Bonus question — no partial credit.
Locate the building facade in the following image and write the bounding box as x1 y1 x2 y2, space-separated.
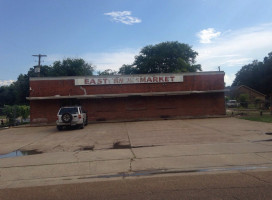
27 72 226 124
228 85 266 102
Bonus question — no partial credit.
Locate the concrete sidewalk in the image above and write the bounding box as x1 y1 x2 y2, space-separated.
0 118 272 189
1 142 272 189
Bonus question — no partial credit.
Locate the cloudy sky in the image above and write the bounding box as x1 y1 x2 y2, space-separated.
1 0 272 86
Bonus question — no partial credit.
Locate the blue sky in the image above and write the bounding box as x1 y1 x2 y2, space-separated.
1 0 272 86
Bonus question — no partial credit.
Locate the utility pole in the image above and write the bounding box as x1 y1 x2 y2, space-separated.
32 54 47 77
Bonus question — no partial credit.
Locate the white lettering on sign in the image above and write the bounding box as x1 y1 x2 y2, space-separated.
75 75 183 86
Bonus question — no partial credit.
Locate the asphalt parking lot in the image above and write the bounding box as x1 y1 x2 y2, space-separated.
0 117 272 189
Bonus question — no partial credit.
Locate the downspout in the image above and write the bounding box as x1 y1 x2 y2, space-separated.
80 86 87 95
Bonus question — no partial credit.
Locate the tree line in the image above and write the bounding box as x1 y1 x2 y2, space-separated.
232 52 272 96
0 41 201 106
0 58 94 106
1 40 271 107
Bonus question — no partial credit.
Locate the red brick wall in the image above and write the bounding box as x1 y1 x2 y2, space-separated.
237 87 265 101
29 73 226 124
29 74 225 97
30 100 61 124
30 93 225 124
82 93 226 121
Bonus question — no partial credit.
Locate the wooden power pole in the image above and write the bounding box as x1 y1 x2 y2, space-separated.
32 54 47 77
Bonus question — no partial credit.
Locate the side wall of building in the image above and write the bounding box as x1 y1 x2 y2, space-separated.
29 72 226 124
30 100 61 124
236 87 265 101
30 93 225 124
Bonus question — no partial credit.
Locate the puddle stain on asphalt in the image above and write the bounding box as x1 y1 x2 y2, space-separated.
78 166 271 180
113 141 131 149
252 132 272 143
253 139 272 143
78 145 95 151
0 149 42 159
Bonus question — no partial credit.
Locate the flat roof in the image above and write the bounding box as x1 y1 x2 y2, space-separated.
29 71 225 81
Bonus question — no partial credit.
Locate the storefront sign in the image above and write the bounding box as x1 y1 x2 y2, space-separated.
75 74 183 86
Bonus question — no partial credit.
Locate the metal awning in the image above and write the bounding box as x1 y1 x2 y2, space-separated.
26 89 227 100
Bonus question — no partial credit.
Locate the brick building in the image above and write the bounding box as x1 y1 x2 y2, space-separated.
27 71 226 124
227 85 266 102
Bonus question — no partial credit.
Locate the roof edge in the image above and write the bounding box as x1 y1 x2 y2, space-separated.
29 71 225 81
235 85 266 97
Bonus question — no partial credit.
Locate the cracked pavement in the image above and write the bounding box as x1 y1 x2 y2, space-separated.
0 117 272 189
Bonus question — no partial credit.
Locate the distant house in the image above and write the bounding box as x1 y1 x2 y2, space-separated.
227 85 266 102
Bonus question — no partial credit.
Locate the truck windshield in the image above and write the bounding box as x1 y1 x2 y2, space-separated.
59 108 78 115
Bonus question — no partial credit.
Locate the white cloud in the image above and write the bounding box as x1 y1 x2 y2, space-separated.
82 49 139 72
0 80 15 86
197 28 221 43
104 11 141 25
196 23 272 72
224 73 236 86
195 23 272 86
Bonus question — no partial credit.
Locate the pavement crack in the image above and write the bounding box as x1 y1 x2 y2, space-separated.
73 151 80 162
239 171 271 184
18 133 52 151
124 122 136 160
132 145 163 149
255 153 272 162
232 196 241 200
129 158 134 172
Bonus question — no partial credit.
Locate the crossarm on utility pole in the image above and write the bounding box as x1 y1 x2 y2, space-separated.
32 54 47 77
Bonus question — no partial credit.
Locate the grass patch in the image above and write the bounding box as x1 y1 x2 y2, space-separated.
240 115 272 123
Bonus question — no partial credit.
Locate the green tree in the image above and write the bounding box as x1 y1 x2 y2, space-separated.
3 105 30 125
27 65 51 77
27 59 94 77
98 69 118 75
0 85 16 106
119 41 201 74
50 58 94 76
118 64 136 75
239 94 249 108
13 74 29 105
0 58 95 106
18 105 30 120
232 52 272 95
3 105 19 125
